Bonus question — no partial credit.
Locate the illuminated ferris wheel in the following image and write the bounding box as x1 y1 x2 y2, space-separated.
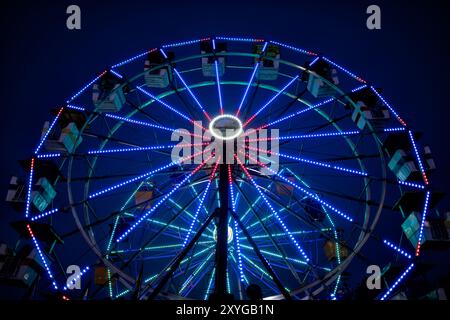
4 36 446 301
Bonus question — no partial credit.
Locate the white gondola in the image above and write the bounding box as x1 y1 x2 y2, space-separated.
307 59 339 98
388 146 435 181
31 177 56 212
351 101 390 130
254 44 280 80
42 121 82 153
145 50 172 88
388 149 417 181
402 211 450 249
201 41 226 77
92 72 126 112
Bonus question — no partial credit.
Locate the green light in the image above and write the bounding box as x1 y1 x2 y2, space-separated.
180 252 214 293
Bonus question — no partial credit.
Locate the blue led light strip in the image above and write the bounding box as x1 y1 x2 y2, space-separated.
25 158 35 218
36 153 61 159
384 127 406 132
66 104 86 111
27 224 58 290
31 208 59 221
162 38 208 48
216 36 264 42
215 60 224 115
67 71 106 103
383 240 412 259
351 85 368 92
322 57 366 83
212 40 224 114
249 130 360 142
309 57 320 67
370 86 407 126
204 269 215 300
408 130 429 185
112 49 153 68
174 68 212 121
105 113 175 131
244 75 299 127
109 69 123 79
35 107 64 154
137 86 192 122
63 266 90 290
380 263 415 300
180 252 214 294
269 40 317 56
235 42 268 116
116 156 211 242
246 145 368 177
416 191 431 256
160 48 211 121
105 113 204 139
240 244 309 266
183 160 220 247
228 165 246 284
261 96 335 129
88 148 207 199
398 180 425 190
87 142 206 155
241 150 354 222
235 155 310 262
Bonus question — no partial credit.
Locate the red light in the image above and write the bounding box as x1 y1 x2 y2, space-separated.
209 159 220 182
203 110 212 122
26 224 35 238
243 115 256 127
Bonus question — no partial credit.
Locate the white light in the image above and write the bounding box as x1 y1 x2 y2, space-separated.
213 226 234 243
209 114 243 141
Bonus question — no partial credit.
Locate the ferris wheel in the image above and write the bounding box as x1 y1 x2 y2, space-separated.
4 36 446 301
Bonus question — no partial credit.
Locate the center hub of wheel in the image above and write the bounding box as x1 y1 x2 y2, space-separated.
209 114 243 141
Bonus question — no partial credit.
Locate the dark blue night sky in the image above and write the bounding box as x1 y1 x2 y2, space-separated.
0 0 449 300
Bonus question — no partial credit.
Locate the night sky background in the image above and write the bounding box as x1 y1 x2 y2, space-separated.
0 0 449 298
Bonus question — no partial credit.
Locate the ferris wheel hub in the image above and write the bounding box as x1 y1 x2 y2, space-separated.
209 114 243 141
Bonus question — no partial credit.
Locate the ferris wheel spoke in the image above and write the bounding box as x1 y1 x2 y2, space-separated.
245 145 367 178
115 156 212 242
210 40 225 115
249 130 361 143
232 179 310 285
240 255 285 294
249 83 367 133
224 197 291 298
136 85 207 131
159 48 212 121
227 165 247 287
179 252 215 296
85 142 206 156
243 151 354 222
88 147 209 199
243 75 300 128
115 245 215 299
235 42 268 117
183 159 220 247
103 113 178 134
236 167 356 253
235 155 311 263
